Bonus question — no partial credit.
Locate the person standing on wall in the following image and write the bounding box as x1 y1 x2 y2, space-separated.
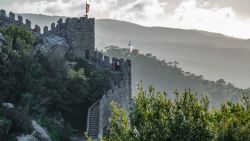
116 61 120 71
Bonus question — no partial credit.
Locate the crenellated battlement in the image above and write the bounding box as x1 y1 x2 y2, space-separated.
0 9 95 59
87 50 131 86
0 9 41 34
41 17 95 59
91 51 130 70
0 10 41 35
41 17 94 35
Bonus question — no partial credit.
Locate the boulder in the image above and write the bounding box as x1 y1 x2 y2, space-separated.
0 104 34 134
17 135 38 141
2 103 14 109
33 34 70 61
0 33 5 46
31 120 52 141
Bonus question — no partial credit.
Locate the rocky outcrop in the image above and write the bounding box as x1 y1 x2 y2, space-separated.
1 103 34 134
17 135 38 141
33 34 69 61
0 33 5 46
31 120 52 141
1 103 52 141
15 121 52 141
2 103 14 109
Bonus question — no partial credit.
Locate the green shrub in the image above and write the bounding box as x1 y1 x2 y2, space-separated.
108 84 250 141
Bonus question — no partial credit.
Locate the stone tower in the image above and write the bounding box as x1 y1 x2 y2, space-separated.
43 17 95 59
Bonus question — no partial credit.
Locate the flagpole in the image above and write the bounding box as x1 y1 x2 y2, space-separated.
85 2 88 18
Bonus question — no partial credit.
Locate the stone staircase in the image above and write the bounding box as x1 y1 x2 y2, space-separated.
87 100 100 139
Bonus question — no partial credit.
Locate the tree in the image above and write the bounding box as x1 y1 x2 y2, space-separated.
212 95 250 141
0 25 35 51
108 84 214 141
108 84 250 141
0 25 36 103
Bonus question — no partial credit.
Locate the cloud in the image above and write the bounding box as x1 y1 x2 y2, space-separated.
2 0 250 38
110 0 250 39
2 0 118 17
110 0 167 25
195 0 250 17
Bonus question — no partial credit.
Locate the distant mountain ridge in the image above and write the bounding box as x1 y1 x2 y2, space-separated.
17 13 250 89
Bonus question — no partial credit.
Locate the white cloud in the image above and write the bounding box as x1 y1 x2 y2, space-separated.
110 0 167 26
2 0 118 17
2 0 250 38
90 0 117 12
110 0 250 39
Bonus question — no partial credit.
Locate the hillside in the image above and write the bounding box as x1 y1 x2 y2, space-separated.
18 14 250 89
104 46 248 107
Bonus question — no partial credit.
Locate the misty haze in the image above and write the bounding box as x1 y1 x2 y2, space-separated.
1 0 250 141
19 13 250 89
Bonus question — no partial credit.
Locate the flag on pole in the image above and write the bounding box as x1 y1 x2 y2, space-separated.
129 40 134 52
86 2 90 15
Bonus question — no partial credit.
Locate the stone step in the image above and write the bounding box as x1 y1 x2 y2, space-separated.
89 129 98 132
88 101 101 139
89 124 99 128
89 125 99 128
90 115 99 118
90 114 99 116
89 123 99 126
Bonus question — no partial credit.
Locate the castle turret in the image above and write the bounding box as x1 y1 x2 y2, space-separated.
66 17 95 59
43 17 95 59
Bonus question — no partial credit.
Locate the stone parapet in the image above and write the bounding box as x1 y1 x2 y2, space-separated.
0 9 40 33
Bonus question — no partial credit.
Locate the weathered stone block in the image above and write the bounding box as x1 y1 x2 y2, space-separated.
119 59 125 70
35 25 41 33
126 59 131 67
65 18 71 23
98 53 103 62
57 18 63 24
18 15 23 23
51 23 55 30
0 10 6 17
9 12 15 20
26 19 31 29
104 56 110 67
43 26 48 34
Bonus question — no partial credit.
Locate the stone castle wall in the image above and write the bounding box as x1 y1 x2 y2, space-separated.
87 57 132 138
86 52 132 138
88 51 132 88
99 75 132 137
0 9 95 59
0 9 130 91
0 9 40 33
42 17 95 59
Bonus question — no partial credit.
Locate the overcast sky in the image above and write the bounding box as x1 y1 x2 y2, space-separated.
1 0 250 39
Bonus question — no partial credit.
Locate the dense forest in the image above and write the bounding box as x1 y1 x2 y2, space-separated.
0 25 109 140
104 46 249 107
